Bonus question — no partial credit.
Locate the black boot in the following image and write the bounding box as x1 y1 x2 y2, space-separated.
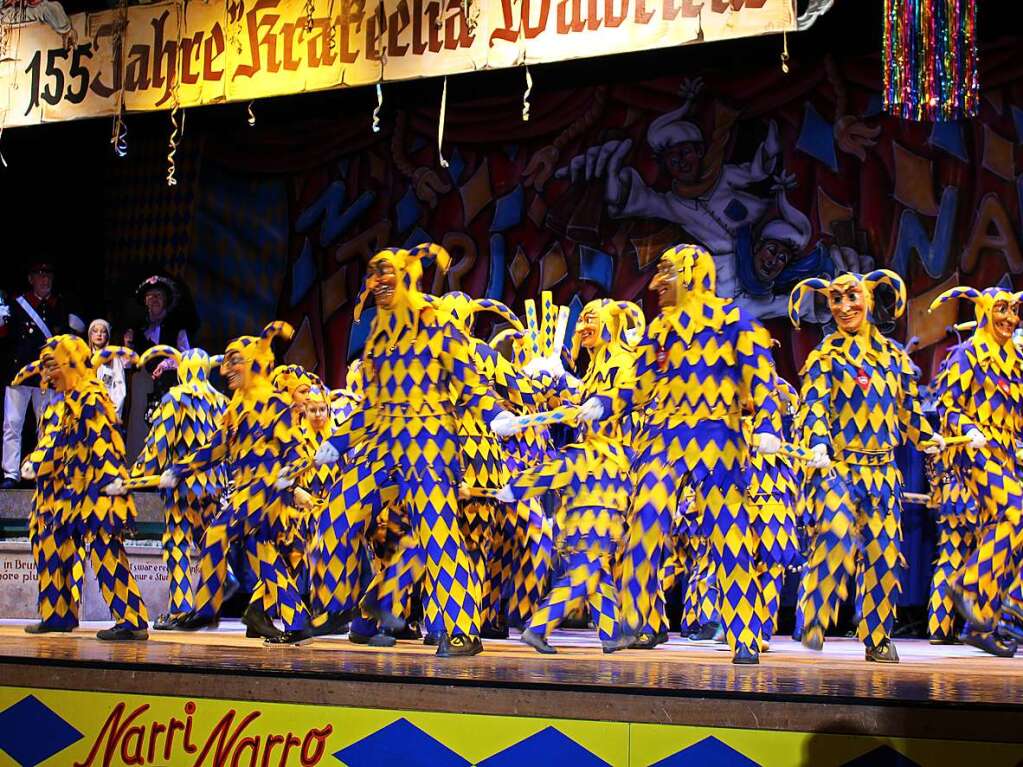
481 624 510 640
423 632 442 647
801 622 825 652
628 632 661 649
687 622 719 641
153 613 182 631
436 633 484 657
348 628 397 647
520 628 557 654
392 622 422 641
242 604 283 639
264 629 314 647
602 637 628 654
732 643 759 665
306 611 350 638
865 639 900 663
97 625 149 641
963 629 1017 658
173 610 219 631
24 622 74 635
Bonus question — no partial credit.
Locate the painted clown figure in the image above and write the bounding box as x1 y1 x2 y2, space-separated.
313 244 515 657
131 345 228 630
162 322 313 645
930 286 1023 657
25 337 149 639
791 270 940 663
620 243 782 664
499 299 645 654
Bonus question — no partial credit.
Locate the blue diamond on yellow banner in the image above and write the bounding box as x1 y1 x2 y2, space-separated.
478 726 610 767
0 695 84 767
650 735 761 767
333 717 470 767
841 745 923 767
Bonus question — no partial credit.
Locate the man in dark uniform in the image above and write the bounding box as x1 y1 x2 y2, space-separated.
0 262 83 488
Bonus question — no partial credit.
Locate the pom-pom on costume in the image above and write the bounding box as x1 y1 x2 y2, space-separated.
930 286 1023 655
502 299 644 654
169 322 313 644
791 270 935 663
131 346 228 629
314 244 510 657
620 244 780 664
27 338 149 639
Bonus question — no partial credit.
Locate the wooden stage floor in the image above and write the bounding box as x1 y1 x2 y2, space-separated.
2 620 1023 746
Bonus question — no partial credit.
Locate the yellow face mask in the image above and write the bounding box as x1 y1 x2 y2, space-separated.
139 345 213 386
40 335 94 393
650 243 719 310
222 321 294 392
789 269 907 334
571 299 645 361
929 286 1022 347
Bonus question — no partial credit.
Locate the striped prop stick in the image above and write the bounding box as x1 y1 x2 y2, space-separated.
540 291 556 355
511 405 581 430
461 486 504 500
902 492 932 506
919 434 973 451
524 299 541 358
751 437 813 463
123 475 162 491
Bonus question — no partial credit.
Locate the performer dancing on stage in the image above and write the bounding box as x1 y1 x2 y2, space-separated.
312 244 516 657
498 299 643 654
620 243 782 664
26 337 150 640
790 270 940 663
162 322 313 645
930 286 1023 656
130 346 227 630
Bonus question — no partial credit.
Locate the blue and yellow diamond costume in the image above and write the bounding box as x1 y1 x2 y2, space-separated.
930 286 1023 647
621 244 780 662
314 244 509 655
132 346 227 625
791 270 934 660
26 338 149 637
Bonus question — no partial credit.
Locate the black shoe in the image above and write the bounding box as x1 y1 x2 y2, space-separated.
481 625 510 640
24 622 73 634
629 632 661 650
998 620 1023 644
348 629 397 647
174 610 219 631
602 637 628 654
1002 602 1023 628
436 633 484 657
242 604 283 639
307 611 350 638
801 622 825 652
265 629 314 647
423 632 441 647
963 629 1017 658
520 628 557 654
951 582 990 631
687 622 718 641
928 632 957 646
654 630 669 646
392 622 422 641
97 625 149 641
865 640 900 663
153 613 182 631
0 478 19 490
732 643 759 665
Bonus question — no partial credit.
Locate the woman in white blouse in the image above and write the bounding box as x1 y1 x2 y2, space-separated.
89 319 129 418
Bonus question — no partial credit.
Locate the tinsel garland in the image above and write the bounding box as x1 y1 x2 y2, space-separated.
883 0 979 121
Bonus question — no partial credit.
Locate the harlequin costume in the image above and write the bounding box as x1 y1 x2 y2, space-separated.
167 322 313 645
313 244 511 657
131 345 227 630
25 338 149 640
791 270 937 663
930 286 1023 657
620 244 781 664
501 299 643 654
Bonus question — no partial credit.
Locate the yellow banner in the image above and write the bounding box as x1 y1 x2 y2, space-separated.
0 0 795 127
2 685 1022 767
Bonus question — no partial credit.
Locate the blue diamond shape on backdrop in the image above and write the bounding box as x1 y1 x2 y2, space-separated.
841 745 922 767
796 101 839 172
333 717 470 767
863 93 883 118
487 234 507 299
448 147 465 185
566 294 584 346
290 239 317 307
650 736 761 767
0 695 84 767
578 246 614 292
491 185 525 233
403 226 434 251
1012 106 1023 143
478 726 610 767
348 306 376 360
410 135 428 154
929 121 968 161
396 186 422 234
503 144 519 161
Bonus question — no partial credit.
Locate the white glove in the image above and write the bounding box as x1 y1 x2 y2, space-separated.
577 397 605 423
293 487 313 510
21 461 36 481
496 484 515 504
755 433 782 455
158 469 179 489
966 428 987 450
923 434 946 455
103 478 127 496
807 444 831 470
490 411 522 438
314 441 340 466
274 475 294 491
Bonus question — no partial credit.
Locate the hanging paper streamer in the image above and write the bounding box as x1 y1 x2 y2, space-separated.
247 101 256 126
373 83 383 133
883 0 979 121
522 66 533 121
437 76 449 169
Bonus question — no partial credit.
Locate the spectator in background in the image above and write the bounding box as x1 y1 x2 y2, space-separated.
0 262 83 489
89 319 128 418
